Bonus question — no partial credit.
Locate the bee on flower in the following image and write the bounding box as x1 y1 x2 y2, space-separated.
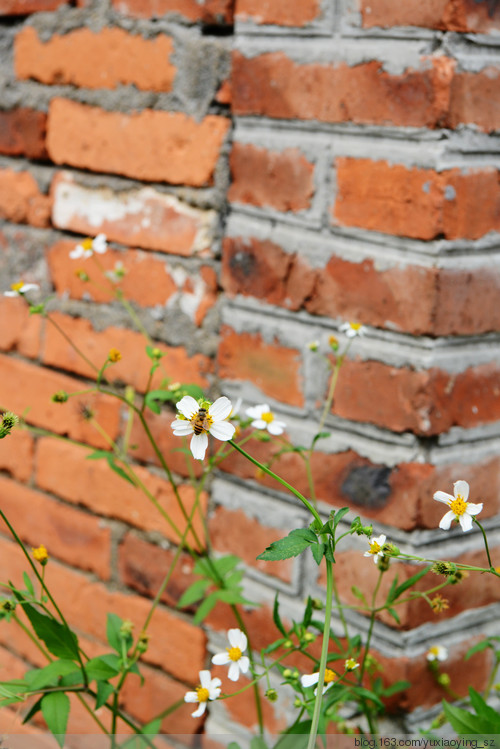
433 480 482 533
211 628 250 682
184 670 221 717
246 404 286 436
171 395 235 460
70 234 107 259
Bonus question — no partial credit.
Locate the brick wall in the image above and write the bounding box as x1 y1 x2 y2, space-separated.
0 0 499 740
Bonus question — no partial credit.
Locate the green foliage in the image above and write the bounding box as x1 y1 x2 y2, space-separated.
443 688 500 734
13 592 79 661
87 449 135 485
41 692 70 748
257 529 319 561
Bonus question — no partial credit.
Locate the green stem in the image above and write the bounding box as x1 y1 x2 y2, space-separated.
307 558 334 749
474 519 493 569
45 314 100 375
359 570 383 683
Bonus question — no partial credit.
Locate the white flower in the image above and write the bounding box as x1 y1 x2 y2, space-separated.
300 667 337 695
184 670 221 718
345 658 360 671
4 281 39 297
246 404 286 436
70 233 107 259
433 480 482 533
364 534 386 564
426 645 448 662
211 628 250 682
171 395 236 460
340 322 365 338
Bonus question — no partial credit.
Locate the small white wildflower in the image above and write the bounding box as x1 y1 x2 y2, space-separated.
364 534 386 564
300 668 337 695
184 670 221 718
211 628 250 682
339 322 365 338
426 645 448 662
246 403 286 436
433 480 482 533
171 395 235 460
70 233 107 259
4 281 39 297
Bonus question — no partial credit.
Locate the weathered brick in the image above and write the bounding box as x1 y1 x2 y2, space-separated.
228 143 315 212
118 533 197 608
112 0 233 23
218 326 304 406
0 476 111 579
42 311 212 388
449 68 500 132
0 0 66 14
0 108 47 159
51 172 216 256
209 506 294 583
0 355 122 449
0 428 34 482
0 168 51 227
47 98 230 187
15 27 176 92
35 438 208 548
0 296 42 358
360 0 500 33
334 158 500 240
232 52 454 128
235 0 320 25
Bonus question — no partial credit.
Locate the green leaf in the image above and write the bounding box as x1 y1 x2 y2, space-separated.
17 600 79 660
87 451 135 486
22 696 43 724
250 737 269 749
468 687 500 728
41 692 70 747
181 385 205 401
23 572 35 598
386 575 399 605
177 579 212 609
25 660 79 691
257 529 317 562
312 431 331 447
392 565 431 601
465 639 496 660
351 586 368 607
303 596 313 629
386 607 400 624
442 700 488 734
228 743 242 749
310 542 325 566
141 717 162 735
95 680 115 710
332 507 350 532
380 680 410 697
144 389 176 414
85 656 121 682
193 591 220 625
106 613 125 654
213 555 241 576
273 594 287 637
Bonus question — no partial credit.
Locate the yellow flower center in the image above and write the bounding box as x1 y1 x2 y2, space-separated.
369 541 381 555
196 686 210 703
428 647 439 657
449 495 467 517
227 646 242 662
350 323 362 331
324 668 336 684
261 411 274 424
81 238 93 251
11 281 24 291
108 348 122 363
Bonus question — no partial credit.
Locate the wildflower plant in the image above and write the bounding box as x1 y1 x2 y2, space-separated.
1 241 499 747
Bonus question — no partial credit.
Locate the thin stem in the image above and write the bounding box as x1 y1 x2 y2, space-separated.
474 519 493 569
45 314 100 375
359 570 383 683
307 558 334 749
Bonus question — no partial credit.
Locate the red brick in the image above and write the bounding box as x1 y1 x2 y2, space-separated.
360 0 500 33
0 355 122 448
232 52 455 128
0 428 34 482
218 326 303 406
112 0 234 23
331 357 500 435
15 27 176 93
46 98 230 187
0 108 47 159
334 158 500 240
209 506 294 583
0 475 111 579
0 168 51 228
228 142 315 212
118 533 198 608
42 310 212 389
51 172 216 257
0 0 66 13
235 0 320 25
35 438 208 548
0 296 42 358
449 68 500 132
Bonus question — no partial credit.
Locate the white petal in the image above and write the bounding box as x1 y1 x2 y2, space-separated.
190 433 208 460
300 672 320 688
267 421 285 435
363 551 372 558
212 652 231 665
453 480 469 501
199 670 212 689
176 395 199 419
4 291 18 297
69 247 83 259
93 234 107 253
433 491 454 505
238 655 250 674
466 502 483 517
209 420 235 441
246 404 268 419
184 691 198 703
250 419 267 430
439 511 455 530
191 702 207 718
227 662 240 682
459 513 473 532
171 420 194 435
228 628 247 651
208 396 232 421
21 283 38 292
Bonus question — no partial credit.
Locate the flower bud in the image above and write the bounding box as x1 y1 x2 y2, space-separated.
52 390 69 403
265 688 278 702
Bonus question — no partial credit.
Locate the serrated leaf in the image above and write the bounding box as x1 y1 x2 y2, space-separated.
177 579 212 609
273 593 286 637
465 639 493 659
310 542 325 566
95 680 115 710
213 555 242 577
468 687 500 728
257 529 316 562
17 599 79 660
41 692 70 747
